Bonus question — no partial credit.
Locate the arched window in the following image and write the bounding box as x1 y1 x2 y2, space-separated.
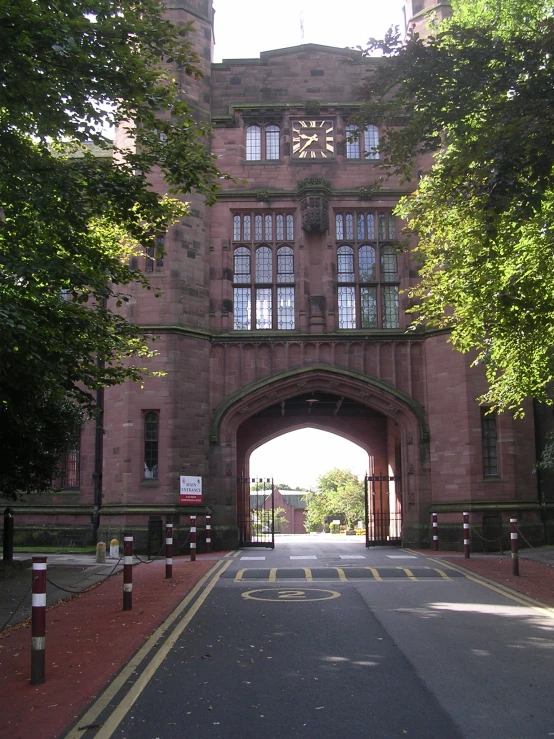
345 124 360 159
255 246 272 283
359 245 376 281
265 125 280 160
246 125 261 160
381 246 398 281
144 412 159 480
335 211 400 329
364 125 380 160
277 246 294 283
337 245 355 281
232 213 295 331
234 246 251 283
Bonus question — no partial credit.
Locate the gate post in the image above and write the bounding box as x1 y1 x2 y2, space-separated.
463 512 470 559
123 533 133 611
432 513 438 551
364 475 369 549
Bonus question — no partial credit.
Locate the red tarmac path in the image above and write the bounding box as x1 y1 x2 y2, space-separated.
1 550 553 739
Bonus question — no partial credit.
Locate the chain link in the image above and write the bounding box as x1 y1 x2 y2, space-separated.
469 524 504 544
44 556 123 593
134 542 165 564
515 525 535 549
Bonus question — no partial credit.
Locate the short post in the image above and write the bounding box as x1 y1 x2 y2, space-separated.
463 512 470 559
205 515 212 554
110 538 119 558
432 513 438 551
31 556 47 685
165 522 173 579
510 517 519 576
123 533 133 611
3 507 14 564
190 515 197 562
96 541 106 563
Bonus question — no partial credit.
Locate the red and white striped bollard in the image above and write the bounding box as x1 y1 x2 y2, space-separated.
432 513 438 551
165 522 173 579
206 515 212 554
190 515 197 562
123 532 133 611
31 555 47 685
510 517 519 576
463 512 470 559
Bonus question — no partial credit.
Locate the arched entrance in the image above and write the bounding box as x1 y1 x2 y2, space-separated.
211 367 428 547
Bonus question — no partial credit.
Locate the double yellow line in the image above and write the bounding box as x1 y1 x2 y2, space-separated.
65 557 233 739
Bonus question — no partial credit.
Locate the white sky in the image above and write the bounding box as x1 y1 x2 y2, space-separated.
250 429 369 490
212 2 399 488
212 1 406 63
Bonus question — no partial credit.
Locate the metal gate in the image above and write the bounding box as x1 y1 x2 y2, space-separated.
364 472 402 546
237 476 275 548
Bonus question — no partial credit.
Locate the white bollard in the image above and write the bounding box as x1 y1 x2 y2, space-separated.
109 538 119 558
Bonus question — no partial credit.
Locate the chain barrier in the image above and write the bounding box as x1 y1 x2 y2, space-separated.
469 525 504 544
176 530 191 553
134 542 165 564
515 525 535 550
44 556 123 594
0 582 32 633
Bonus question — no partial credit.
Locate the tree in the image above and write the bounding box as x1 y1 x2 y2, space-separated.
303 468 365 531
357 0 554 416
0 0 222 499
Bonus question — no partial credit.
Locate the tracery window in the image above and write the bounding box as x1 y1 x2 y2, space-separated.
245 124 281 161
232 212 295 330
345 124 380 160
335 211 399 329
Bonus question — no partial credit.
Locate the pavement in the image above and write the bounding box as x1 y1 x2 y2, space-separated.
0 544 553 739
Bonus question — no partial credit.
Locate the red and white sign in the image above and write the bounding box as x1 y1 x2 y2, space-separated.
180 476 202 505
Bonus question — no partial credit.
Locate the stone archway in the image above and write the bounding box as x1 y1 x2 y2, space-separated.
210 366 430 547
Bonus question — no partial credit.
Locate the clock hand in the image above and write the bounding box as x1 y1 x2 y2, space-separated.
299 134 318 153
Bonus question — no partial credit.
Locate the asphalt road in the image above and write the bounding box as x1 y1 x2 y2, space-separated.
67 536 554 739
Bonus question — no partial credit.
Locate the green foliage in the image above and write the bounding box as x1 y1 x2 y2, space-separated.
358 0 554 416
303 468 365 531
0 0 222 498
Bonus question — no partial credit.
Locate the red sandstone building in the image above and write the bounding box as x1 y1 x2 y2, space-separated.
9 0 553 550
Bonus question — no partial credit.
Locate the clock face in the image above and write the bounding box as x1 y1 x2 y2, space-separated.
291 119 335 159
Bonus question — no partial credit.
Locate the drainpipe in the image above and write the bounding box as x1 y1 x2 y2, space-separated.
91 382 104 545
532 399 548 544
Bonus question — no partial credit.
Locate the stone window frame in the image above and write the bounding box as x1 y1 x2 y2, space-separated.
143 411 160 481
335 210 400 330
232 211 296 331
245 123 281 161
344 123 380 161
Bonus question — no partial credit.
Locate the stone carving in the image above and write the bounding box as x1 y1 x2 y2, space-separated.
388 404 399 415
407 462 414 474
238 405 251 415
406 432 413 445
301 195 328 234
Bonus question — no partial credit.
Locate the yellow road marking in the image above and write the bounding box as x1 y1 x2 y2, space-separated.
269 567 278 582
397 567 417 580
303 567 313 582
65 559 231 739
334 567 347 582
365 567 382 581
242 588 341 602
429 557 554 620
234 568 246 582
432 567 451 580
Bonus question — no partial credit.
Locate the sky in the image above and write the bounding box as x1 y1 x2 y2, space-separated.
250 429 369 490
212 1 406 63
212 2 400 488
